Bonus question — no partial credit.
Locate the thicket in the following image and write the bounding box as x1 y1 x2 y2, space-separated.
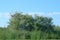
0 12 60 40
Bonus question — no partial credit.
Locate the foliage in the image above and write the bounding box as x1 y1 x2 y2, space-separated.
0 12 60 40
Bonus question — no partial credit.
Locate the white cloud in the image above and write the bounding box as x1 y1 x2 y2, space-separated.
0 13 11 19
0 13 11 27
26 12 60 17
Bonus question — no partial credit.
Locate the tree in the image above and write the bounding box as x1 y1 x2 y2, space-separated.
34 16 54 33
8 12 54 32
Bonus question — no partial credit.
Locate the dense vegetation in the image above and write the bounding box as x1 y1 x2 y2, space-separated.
0 12 60 40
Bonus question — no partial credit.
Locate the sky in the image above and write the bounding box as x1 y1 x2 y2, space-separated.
0 0 60 27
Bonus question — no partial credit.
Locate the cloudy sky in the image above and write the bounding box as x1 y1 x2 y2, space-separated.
0 0 60 27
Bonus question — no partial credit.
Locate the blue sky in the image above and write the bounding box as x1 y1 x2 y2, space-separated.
0 0 60 27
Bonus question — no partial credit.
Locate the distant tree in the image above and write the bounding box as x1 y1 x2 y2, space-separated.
8 12 54 32
8 12 34 31
34 16 54 32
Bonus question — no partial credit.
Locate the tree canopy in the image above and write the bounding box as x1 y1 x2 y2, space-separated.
0 12 60 40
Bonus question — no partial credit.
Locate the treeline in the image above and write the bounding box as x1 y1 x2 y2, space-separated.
0 12 60 40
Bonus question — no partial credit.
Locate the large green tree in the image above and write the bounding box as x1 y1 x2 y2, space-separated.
8 12 54 32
